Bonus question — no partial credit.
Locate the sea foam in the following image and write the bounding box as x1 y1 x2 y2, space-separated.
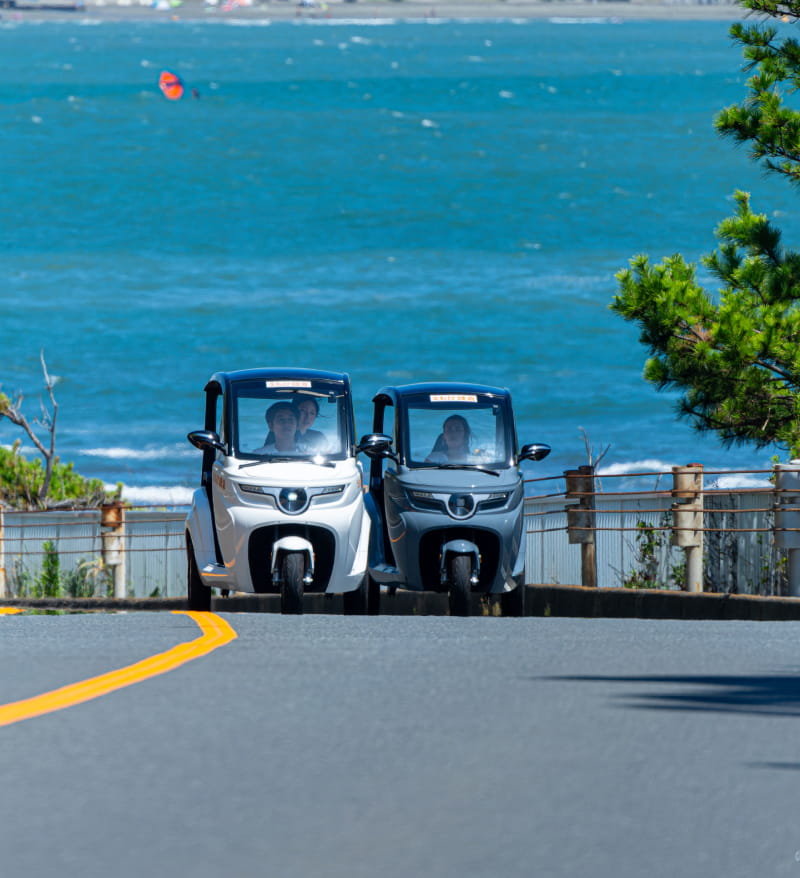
84 446 193 461
114 484 193 507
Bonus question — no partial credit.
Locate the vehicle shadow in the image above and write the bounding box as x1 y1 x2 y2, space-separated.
747 761 800 770
538 673 800 717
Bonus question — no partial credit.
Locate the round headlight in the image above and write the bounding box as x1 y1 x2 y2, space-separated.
448 493 475 519
278 487 308 515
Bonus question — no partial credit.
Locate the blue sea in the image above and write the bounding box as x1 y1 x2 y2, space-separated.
1 13 796 502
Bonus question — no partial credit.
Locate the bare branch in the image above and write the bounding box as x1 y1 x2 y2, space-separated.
0 392 48 458
0 351 59 504
579 427 611 468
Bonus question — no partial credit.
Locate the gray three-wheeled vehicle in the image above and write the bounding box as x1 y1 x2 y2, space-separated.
359 382 550 616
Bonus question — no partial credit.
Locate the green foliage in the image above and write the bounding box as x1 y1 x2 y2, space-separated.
0 441 116 509
717 18 800 184
39 541 61 598
613 192 800 455
622 521 663 589
612 1 800 457
622 515 686 590
9 545 111 599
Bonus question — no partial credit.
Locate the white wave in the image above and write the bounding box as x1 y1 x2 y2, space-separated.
114 484 193 506
221 17 273 26
600 459 773 490
599 459 679 476
84 446 193 460
708 473 772 490
548 17 620 24
299 17 399 26
1 441 38 457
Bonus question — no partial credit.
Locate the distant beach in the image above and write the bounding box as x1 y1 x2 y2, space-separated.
1 0 745 23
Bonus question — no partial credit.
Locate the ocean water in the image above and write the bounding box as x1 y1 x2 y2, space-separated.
1 14 796 502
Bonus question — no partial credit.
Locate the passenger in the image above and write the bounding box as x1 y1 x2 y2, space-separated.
295 397 327 451
255 402 300 454
426 415 472 463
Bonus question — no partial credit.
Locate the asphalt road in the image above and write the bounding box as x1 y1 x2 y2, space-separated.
0 612 799 878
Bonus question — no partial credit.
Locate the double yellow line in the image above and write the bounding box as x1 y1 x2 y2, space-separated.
0 611 237 728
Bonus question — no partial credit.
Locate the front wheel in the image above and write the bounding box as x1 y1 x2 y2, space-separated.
448 554 472 617
186 538 211 612
280 552 305 615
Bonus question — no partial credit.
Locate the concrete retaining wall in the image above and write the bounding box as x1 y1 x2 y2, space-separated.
5 584 800 619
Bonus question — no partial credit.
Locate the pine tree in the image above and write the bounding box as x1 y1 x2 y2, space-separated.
612 2 800 456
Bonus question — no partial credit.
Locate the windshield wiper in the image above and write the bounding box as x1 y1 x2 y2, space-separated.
414 464 501 477
238 456 335 468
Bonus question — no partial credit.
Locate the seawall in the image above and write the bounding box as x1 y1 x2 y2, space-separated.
4 584 800 619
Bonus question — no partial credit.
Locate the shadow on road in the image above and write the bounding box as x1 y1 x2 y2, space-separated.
539 673 800 717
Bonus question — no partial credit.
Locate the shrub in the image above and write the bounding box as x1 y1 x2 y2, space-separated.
0 441 117 509
8 545 111 599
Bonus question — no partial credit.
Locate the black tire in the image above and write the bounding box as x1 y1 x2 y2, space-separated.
186 538 211 612
280 552 305 615
343 576 369 615
501 583 526 617
448 554 472 617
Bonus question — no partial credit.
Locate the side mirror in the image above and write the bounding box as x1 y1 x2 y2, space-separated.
357 433 396 460
188 429 226 454
519 443 551 462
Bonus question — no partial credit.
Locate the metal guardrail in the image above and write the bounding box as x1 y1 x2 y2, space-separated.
524 490 782 594
0 507 186 599
525 463 790 596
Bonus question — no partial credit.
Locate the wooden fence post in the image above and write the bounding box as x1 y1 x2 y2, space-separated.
101 502 126 599
565 465 597 588
773 461 800 597
671 464 704 592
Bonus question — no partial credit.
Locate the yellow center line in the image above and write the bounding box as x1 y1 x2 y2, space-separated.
0 611 237 728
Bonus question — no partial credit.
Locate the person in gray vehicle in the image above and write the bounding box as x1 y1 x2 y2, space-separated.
426 414 472 463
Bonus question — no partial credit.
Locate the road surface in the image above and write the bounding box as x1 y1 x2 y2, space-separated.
0 612 798 878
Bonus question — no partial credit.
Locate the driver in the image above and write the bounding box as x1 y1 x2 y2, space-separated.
426 415 472 463
254 402 301 454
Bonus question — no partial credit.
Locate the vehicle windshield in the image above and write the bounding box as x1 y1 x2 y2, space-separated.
229 378 353 462
400 391 515 469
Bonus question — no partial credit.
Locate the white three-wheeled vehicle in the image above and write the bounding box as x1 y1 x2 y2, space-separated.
185 368 371 614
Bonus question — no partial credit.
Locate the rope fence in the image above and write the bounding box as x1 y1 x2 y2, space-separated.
521 462 799 596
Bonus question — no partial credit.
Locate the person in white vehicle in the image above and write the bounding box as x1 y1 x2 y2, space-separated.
295 397 327 452
255 402 301 454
